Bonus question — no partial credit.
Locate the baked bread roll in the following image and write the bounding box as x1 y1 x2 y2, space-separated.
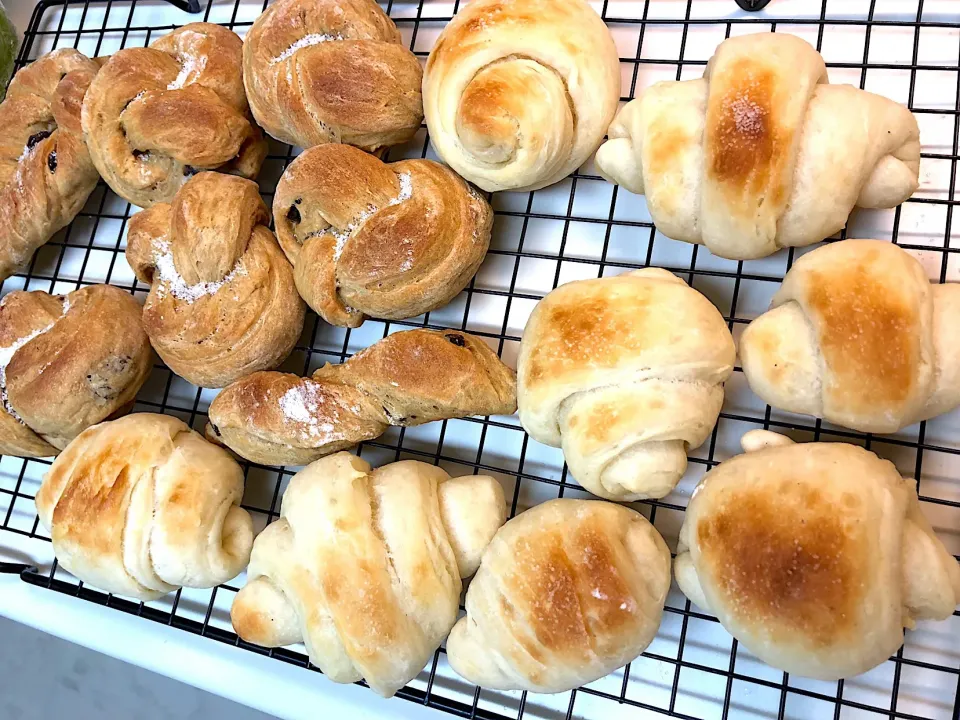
273 144 492 327
518 268 735 501
422 0 621 193
676 430 960 680
0 49 100 282
0 285 152 457
242 0 423 152
207 328 516 466
739 240 960 433
446 499 671 693
231 452 506 697
126 171 305 388
82 23 267 208
596 33 920 260
35 413 254 601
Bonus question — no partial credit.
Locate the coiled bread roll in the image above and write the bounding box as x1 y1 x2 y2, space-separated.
739 240 960 433
230 452 506 697
446 499 671 693
36 413 254 601
0 49 100 282
423 0 621 193
596 33 920 260
676 430 960 680
518 269 735 501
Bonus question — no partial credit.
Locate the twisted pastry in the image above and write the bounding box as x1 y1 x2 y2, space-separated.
739 239 960 433
518 268 736 501
273 144 492 327
36 413 254 601
446 499 671 693
81 23 268 208
422 0 621 193
596 33 920 260
206 328 517 466
242 0 423 152
231 452 506 697
0 285 152 458
676 431 960 680
0 49 100 282
126 172 305 388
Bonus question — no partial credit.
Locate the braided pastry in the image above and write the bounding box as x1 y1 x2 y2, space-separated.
596 33 920 260
242 0 423 152
739 239 960 433
231 452 506 697
81 23 268 208
422 0 621 193
518 268 736 501
126 172 305 388
0 285 152 458
273 144 492 327
206 328 517 466
36 413 254 601
0 49 100 282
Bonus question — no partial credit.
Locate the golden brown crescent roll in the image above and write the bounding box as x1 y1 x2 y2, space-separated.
739 240 960 433
272 144 492 327
230 452 506 697
0 285 152 457
518 268 735 501
596 33 920 260
445 499 671 693
423 0 621 193
126 172 305 388
676 430 960 680
206 328 517 466
81 23 267 208
36 413 254 601
242 0 423 152
0 49 100 282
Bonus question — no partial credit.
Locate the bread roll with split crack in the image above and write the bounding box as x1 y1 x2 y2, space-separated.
739 240 960 433
675 430 960 680
35 413 254 601
596 33 920 260
517 268 736 501
0 285 152 457
230 451 506 697
445 498 671 693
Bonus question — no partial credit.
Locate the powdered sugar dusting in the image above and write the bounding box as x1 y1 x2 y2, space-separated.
167 54 207 90
152 240 247 303
730 95 764 137
271 33 343 64
278 383 337 439
330 172 414 261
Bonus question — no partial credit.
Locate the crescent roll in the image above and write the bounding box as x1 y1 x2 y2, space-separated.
230 452 506 697
518 269 735 501
423 0 621 193
445 499 671 694
676 431 960 680
739 240 960 433
36 413 254 601
596 33 920 260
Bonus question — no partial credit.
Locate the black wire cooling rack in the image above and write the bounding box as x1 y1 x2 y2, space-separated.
2 1 960 719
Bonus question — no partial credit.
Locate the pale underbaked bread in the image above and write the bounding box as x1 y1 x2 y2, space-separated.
126 172 305 388
273 144 492 327
423 0 621 193
517 268 736 501
675 430 960 680
596 33 920 260
230 452 506 697
206 328 517 466
242 0 423 152
445 499 671 693
739 240 960 433
0 285 152 457
35 413 254 600
82 23 267 208
0 49 100 282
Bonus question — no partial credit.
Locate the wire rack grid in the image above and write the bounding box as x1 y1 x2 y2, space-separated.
1 0 959 719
